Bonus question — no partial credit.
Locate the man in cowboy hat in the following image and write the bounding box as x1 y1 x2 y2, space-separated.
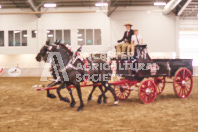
116 22 134 56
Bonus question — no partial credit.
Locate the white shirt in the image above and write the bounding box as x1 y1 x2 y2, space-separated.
131 35 143 44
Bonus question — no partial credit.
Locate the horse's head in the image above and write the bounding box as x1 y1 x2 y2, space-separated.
36 40 51 62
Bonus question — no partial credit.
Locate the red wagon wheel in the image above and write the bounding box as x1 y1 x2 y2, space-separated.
114 83 131 100
173 68 193 98
139 79 157 103
154 76 166 95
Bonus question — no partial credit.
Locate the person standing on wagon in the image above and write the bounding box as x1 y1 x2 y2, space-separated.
116 22 134 56
130 29 143 55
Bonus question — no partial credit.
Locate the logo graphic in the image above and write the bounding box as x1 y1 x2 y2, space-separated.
8 68 21 77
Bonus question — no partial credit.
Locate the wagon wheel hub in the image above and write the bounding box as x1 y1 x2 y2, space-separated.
182 80 186 86
145 88 151 95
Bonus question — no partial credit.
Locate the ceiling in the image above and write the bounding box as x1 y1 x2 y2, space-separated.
0 0 197 17
0 0 171 8
177 0 198 18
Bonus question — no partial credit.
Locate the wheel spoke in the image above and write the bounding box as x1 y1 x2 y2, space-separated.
182 70 185 79
141 94 146 100
183 88 188 96
114 84 131 100
175 84 181 89
185 70 190 77
145 95 148 102
178 87 182 95
154 77 165 95
179 88 183 96
185 77 191 82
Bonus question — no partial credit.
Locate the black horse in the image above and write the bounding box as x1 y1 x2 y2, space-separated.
36 40 74 103
36 41 69 102
36 40 118 111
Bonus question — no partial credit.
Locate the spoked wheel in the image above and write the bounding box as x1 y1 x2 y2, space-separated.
154 76 166 95
139 79 157 103
173 68 193 98
114 83 131 100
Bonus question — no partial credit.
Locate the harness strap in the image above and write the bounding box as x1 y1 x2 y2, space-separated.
83 59 89 85
60 47 90 84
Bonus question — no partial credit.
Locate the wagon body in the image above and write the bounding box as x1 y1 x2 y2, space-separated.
111 45 193 103
152 59 193 77
111 45 193 80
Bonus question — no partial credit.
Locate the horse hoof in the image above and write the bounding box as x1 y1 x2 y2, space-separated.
87 98 92 102
114 101 119 106
97 99 102 104
77 107 83 111
103 99 107 104
61 97 70 103
70 102 76 108
47 94 56 98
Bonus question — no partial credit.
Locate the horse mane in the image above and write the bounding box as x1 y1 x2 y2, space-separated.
53 40 75 55
61 44 73 54
60 44 73 55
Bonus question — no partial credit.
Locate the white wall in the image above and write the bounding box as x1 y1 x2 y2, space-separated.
0 6 181 76
37 11 111 53
0 9 38 54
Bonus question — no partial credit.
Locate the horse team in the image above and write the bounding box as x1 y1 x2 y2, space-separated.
36 40 118 111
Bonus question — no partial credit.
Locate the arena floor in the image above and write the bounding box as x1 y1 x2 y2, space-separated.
0 77 198 132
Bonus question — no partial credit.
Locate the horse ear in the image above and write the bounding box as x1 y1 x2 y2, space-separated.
55 40 60 45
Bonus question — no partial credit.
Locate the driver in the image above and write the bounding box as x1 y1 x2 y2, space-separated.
116 22 134 56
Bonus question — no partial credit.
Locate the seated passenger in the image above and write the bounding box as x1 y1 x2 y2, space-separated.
116 22 134 56
128 29 143 56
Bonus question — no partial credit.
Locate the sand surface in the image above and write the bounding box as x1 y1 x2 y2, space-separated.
0 77 198 132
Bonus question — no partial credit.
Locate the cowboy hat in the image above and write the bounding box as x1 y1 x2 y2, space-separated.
124 22 133 26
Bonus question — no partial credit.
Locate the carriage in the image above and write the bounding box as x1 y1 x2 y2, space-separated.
35 44 193 104
110 45 193 103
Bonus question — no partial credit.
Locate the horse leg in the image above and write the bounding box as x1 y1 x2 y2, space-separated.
47 90 56 98
98 83 108 103
56 83 70 103
107 83 118 106
99 85 108 104
97 85 105 104
87 85 96 102
67 88 76 108
46 81 60 98
102 82 118 106
75 84 84 111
